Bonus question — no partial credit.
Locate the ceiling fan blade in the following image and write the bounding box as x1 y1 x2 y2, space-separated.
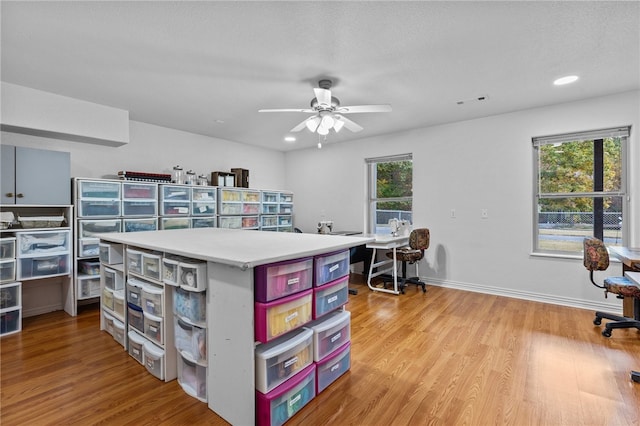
313 88 332 108
290 117 312 132
258 108 314 113
336 104 392 113
334 114 363 132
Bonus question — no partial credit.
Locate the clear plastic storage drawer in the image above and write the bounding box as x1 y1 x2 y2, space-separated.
123 218 157 233
77 275 101 299
18 255 70 279
17 230 70 257
0 238 16 260
254 257 313 303
312 276 349 319
123 182 157 199
78 200 121 217
256 364 315 426
78 180 121 199
0 259 16 284
314 250 350 286
0 282 21 310
78 219 121 238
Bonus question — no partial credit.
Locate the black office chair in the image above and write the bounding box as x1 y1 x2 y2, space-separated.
583 237 640 337
385 228 430 293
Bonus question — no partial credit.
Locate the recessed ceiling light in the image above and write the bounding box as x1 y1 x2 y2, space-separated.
284 136 296 143
214 119 225 124
553 75 579 86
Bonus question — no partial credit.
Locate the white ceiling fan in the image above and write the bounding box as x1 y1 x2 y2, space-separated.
259 79 392 136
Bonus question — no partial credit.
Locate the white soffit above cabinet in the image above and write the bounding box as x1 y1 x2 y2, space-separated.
0 82 130 147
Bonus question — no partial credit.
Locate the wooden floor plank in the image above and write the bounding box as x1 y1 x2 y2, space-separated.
2 276 639 425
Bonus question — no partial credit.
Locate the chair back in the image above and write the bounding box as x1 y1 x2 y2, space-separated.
409 228 430 251
583 237 609 271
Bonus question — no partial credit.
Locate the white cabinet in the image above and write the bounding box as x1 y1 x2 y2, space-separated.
1 145 70 205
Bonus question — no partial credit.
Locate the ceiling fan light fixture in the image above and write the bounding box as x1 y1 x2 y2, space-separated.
305 116 321 132
319 113 335 131
317 125 329 136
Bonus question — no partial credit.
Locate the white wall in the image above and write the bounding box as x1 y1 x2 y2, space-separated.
285 90 640 312
1 120 287 190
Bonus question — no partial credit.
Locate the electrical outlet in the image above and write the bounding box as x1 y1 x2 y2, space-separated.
450 209 456 218
481 209 488 219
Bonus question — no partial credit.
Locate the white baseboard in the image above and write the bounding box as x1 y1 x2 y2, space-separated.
424 277 624 315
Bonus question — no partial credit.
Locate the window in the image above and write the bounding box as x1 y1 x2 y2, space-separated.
532 126 629 254
366 154 413 234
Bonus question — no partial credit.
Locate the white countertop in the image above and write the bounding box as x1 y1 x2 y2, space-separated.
97 228 374 269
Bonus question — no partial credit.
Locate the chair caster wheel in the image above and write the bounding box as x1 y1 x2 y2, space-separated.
593 317 602 326
602 329 612 338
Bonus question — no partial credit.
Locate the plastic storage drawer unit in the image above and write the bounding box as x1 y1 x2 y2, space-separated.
79 238 100 257
103 267 124 291
174 317 207 363
78 219 121 237
1 308 21 336
127 302 144 333
143 340 165 380
144 311 164 344
312 276 349 319
113 318 125 347
162 256 180 286
0 238 16 260
141 282 164 316
18 255 70 279
126 279 143 307
256 364 316 426
309 310 351 362
314 250 350 287
102 287 114 311
78 260 100 276
174 287 206 325
128 330 146 365
99 242 123 265
123 182 157 199
103 311 115 336
123 218 157 233
0 259 16 284
113 290 125 318
255 327 313 394
178 261 207 291
177 353 207 402
255 257 313 303
78 200 121 217
254 289 313 343
78 180 121 199
315 342 351 394
142 252 162 281
0 282 21 310
77 275 101 299
126 249 143 275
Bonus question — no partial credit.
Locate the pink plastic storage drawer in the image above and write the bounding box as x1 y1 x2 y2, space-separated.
256 364 316 426
314 250 350 287
255 289 313 343
255 257 313 303
312 276 349 319
308 310 351 362
316 342 351 394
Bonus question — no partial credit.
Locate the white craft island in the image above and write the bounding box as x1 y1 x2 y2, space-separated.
96 227 372 425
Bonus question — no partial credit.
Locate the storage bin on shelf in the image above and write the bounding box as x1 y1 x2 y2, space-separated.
255 327 313 394
174 317 207 364
142 252 162 282
113 318 125 347
122 182 157 199
177 352 207 402
256 364 316 426
190 217 216 228
254 257 313 303
314 250 350 286
102 287 114 311
77 275 101 299
0 259 16 284
99 242 124 265
103 310 115 336
123 218 157 232
78 260 100 276
174 286 206 326
312 275 349 319
178 260 207 291
18 215 65 229
0 282 21 310
254 289 313 343
0 237 16 260
162 256 181 286
0 308 21 336
17 230 69 256
141 282 164 316
102 267 124 291
143 311 164 344
308 310 351 362
78 200 121 217
113 290 125 318
79 238 100 257
160 217 190 230
18 255 70 279
126 248 143 275
315 342 351 394
78 219 121 238
127 302 144 333
78 179 121 199
143 340 165 380
128 330 146 365
126 278 143 307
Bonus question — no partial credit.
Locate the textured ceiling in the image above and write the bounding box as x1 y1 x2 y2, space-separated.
1 1 639 151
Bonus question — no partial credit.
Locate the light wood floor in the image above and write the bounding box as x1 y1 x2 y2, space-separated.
2 276 639 425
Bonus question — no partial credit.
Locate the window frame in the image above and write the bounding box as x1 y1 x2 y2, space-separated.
532 126 629 255
365 153 413 234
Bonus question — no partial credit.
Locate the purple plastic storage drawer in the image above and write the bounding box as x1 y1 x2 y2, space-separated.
254 289 313 343
314 250 350 287
255 257 313 303
315 342 351 394
312 276 349 319
256 364 315 426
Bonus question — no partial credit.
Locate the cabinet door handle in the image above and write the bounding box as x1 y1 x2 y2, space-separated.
16 193 24 198
5 192 14 197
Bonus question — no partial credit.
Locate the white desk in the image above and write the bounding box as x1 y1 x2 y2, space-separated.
625 271 640 287
366 234 409 295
